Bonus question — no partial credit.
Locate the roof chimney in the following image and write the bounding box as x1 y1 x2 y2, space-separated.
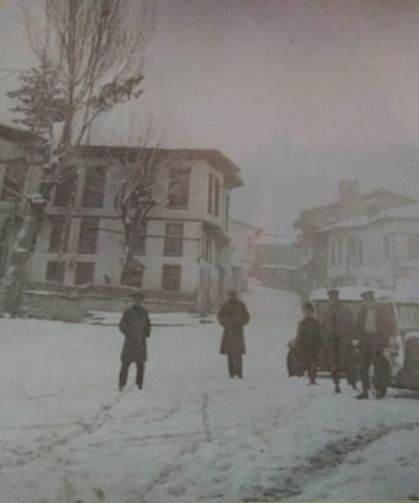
338 180 363 218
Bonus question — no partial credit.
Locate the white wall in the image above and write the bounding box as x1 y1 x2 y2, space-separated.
28 154 236 306
325 217 419 288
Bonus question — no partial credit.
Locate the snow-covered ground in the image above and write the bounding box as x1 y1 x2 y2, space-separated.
1 285 419 503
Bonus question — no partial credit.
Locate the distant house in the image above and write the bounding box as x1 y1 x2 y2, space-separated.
254 234 302 292
229 219 261 292
317 202 419 290
293 180 416 291
0 124 244 317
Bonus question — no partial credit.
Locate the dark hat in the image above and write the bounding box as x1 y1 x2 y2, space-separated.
130 291 145 300
302 302 314 312
361 290 375 299
327 288 339 297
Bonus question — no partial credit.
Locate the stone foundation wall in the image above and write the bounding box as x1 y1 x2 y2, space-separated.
19 285 196 323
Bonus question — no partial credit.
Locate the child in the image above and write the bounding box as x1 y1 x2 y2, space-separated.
295 303 322 385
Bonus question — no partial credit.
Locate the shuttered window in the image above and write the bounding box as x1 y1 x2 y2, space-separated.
78 217 99 254
164 223 184 256
162 264 181 291
82 166 106 207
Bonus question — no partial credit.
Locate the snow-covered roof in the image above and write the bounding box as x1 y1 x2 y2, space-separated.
75 145 243 187
384 202 419 219
318 202 419 233
256 234 296 245
230 219 262 232
318 214 371 232
295 188 416 227
259 264 298 270
309 286 393 302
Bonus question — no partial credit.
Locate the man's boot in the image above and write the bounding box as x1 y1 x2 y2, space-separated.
356 391 369 399
333 375 341 393
375 388 386 399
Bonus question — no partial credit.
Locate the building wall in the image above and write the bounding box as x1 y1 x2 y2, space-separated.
0 150 237 312
229 220 259 291
325 218 419 289
294 181 416 290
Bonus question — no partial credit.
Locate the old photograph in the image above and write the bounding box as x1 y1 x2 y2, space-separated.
0 0 419 502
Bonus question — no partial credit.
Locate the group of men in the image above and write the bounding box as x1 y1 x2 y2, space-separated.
116 287 393 400
117 289 250 390
295 288 394 399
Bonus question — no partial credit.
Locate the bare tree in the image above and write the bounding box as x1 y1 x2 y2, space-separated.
1 0 155 316
111 136 191 285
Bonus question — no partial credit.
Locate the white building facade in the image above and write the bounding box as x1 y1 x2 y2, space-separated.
319 203 419 290
229 219 261 292
0 132 243 313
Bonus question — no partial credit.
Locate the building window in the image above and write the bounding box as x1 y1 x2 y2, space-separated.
162 264 181 291
1 164 28 200
407 234 419 260
49 216 70 253
164 223 184 257
225 193 230 228
247 236 253 255
201 231 211 262
131 221 147 256
46 260 65 283
168 167 190 209
347 237 356 263
337 237 344 264
330 241 335 265
54 167 78 207
74 262 95 285
208 173 213 214
384 235 391 260
82 166 106 207
78 217 99 254
214 177 220 217
205 236 211 262
358 242 364 265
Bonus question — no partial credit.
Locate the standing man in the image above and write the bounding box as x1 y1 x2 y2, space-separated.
322 289 355 393
355 290 393 400
118 292 151 391
218 289 250 378
295 302 322 385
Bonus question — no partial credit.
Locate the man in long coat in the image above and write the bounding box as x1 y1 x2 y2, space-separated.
295 302 322 385
321 289 356 393
118 292 151 390
218 289 250 378
355 290 393 399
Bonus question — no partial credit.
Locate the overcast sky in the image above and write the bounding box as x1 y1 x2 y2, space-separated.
1 0 419 237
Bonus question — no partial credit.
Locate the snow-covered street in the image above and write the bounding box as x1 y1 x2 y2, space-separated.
1 285 419 503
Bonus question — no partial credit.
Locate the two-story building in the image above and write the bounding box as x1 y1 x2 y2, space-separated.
0 125 243 316
317 202 419 290
254 234 302 292
229 219 261 292
294 180 416 292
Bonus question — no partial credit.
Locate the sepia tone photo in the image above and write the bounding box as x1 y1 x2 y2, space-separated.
0 1 419 502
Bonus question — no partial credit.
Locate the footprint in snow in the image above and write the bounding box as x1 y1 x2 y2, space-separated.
167 484 187 496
